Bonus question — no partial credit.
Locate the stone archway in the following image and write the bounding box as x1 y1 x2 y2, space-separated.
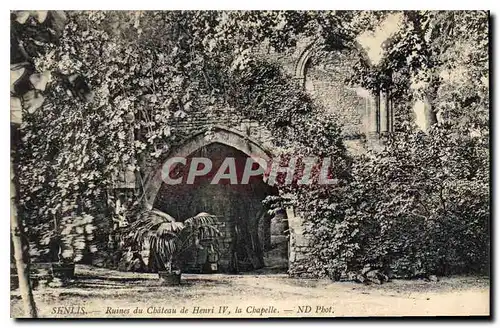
294 41 317 89
143 126 274 210
142 127 289 273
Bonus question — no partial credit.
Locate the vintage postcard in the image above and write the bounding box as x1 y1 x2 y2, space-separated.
10 10 490 318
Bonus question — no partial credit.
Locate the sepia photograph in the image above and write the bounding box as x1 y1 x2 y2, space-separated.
9 8 490 318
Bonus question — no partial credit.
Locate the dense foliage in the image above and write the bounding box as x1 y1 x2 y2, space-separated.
300 11 489 278
12 11 489 278
301 127 489 278
15 11 359 262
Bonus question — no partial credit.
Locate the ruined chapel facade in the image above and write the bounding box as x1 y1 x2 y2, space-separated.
112 38 395 276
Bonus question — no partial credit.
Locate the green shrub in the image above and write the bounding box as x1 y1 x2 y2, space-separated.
301 125 489 278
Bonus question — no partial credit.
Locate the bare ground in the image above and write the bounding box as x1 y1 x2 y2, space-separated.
11 265 490 318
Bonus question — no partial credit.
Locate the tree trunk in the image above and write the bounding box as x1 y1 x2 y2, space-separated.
11 160 38 318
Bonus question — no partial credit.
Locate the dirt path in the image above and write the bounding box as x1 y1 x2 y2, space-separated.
11 265 490 318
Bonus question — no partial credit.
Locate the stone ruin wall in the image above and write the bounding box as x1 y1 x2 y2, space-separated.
117 39 384 277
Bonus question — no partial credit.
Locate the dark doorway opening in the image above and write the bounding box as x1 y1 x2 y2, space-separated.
153 142 288 273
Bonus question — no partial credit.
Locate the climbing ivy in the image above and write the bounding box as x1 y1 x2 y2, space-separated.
16 11 366 262
14 10 489 279
300 11 490 279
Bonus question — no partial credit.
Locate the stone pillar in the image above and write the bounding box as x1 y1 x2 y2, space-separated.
367 92 379 135
379 90 388 133
388 96 394 132
422 95 437 131
286 207 315 276
270 210 288 255
355 87 376 137
413 95 437 132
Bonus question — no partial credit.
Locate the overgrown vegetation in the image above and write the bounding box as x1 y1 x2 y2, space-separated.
14 11 356 264
12 11 489 279
300 127 489 278
298 11 490 278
